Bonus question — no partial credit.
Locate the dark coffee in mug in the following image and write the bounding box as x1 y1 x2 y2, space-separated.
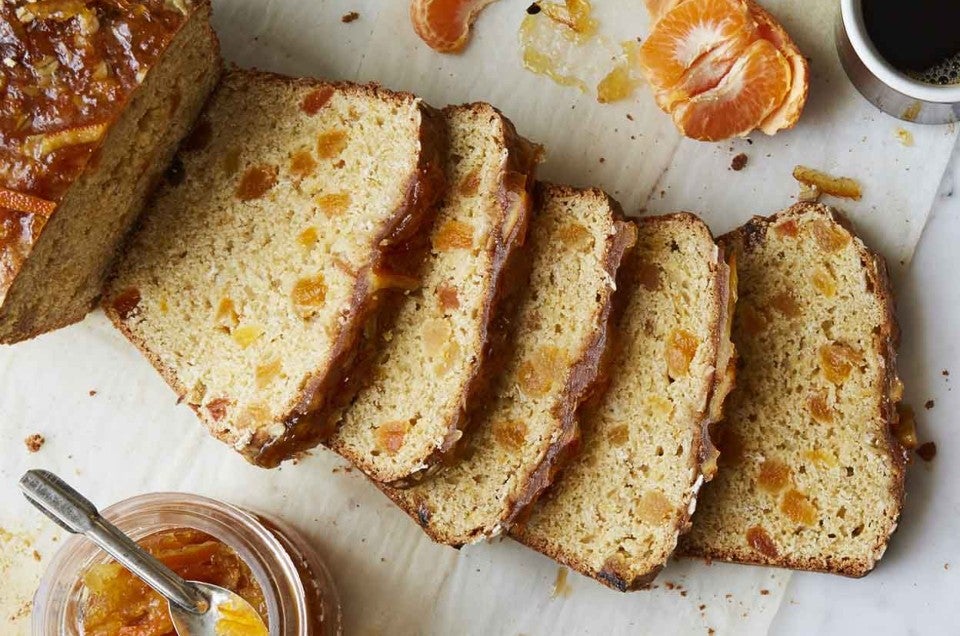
862 0 960 85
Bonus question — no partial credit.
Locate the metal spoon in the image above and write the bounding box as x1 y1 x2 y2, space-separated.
19 469 267 636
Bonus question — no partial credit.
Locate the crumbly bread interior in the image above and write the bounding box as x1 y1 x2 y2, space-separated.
514 214 728 591
680 203 905 577
105 70 442 466
383 183 636 546
0 6 220 343
330 104 538 483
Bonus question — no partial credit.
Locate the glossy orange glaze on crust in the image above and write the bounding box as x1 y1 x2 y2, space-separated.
0 0 195 296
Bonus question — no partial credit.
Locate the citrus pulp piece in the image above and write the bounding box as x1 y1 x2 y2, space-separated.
410 0 499 53
749 0 809 134
636 0 756 92
672 38 791 141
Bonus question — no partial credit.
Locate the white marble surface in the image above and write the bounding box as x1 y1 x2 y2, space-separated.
1 1 958 634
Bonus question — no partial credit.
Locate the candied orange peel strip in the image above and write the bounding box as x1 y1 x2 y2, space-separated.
792 165 863 200
0 187 57 216
410 0 499 53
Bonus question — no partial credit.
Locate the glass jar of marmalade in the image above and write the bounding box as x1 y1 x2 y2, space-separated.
32 493 341 635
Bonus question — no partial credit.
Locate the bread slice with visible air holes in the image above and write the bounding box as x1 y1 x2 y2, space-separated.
0 0 220 344
381 182 636 546
103 69 445 468
512 213 735 591
328 103 541 483
679 202 907 577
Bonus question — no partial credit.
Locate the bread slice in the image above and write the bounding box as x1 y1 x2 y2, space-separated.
679 203 907 577
328 103 541 483
0 0 221 343
512 213 734 591
382 183 636 546
104 69 445 467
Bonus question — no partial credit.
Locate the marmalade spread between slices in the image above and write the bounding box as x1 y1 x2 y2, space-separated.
0 0 190 295
78 528 268 636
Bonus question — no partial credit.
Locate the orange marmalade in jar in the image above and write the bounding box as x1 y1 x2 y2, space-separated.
33 493 341 635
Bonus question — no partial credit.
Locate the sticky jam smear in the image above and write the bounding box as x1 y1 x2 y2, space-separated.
519 0 642 103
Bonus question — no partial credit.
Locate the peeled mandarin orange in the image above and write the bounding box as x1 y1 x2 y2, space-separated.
410 0 499 53
637 0 756 92
672 38 791 141
638 0 808 141
749 1 809 134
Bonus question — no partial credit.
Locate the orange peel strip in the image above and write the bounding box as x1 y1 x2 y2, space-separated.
0 187 57 216
792 165 862 200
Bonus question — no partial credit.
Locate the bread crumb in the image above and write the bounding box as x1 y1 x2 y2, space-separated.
916 441 937 462
32 549 41 561
341 11 359 23
925 399 935 409
731 153 748 171
24 434 44 453
895 128 914 146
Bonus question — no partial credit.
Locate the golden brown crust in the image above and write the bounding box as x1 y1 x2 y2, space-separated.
0 0 204 295
103 73 447 467
504 184 637 526
682 202 905 577
250 89 448 468
514 212 728 591
0 0 214 340
380 104 542 485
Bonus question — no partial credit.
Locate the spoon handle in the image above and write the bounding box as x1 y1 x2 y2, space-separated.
19 469 208 614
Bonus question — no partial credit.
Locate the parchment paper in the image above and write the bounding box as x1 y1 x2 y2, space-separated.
1 1 956 633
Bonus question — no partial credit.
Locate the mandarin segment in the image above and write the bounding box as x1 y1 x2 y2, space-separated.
410 0 499 53
637 0 755 93
672 39 791 141
638 0 807 140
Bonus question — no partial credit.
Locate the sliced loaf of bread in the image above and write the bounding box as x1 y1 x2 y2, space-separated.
328 103 540 483
382 183 636 546
0 0 220 343
104 69 445 467
680 203 906 576
513 213 734 591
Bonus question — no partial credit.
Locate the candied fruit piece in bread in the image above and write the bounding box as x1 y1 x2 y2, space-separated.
381 183 636 545
329 103 541 483
104 69 445 467
680 203 906 577
512 213 735 591
0 0 221 343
